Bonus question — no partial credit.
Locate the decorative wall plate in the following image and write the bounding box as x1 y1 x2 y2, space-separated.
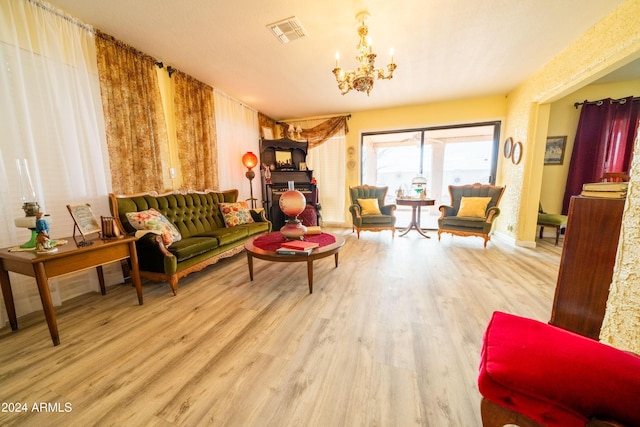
512 141 523 165
503 137 513 159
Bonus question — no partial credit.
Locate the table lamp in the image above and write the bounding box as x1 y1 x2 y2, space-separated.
14 158 53 248
411 174 428 199
279 181 307 240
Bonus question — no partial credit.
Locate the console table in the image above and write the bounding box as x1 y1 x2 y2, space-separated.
0 235 143 346
396 198 435 238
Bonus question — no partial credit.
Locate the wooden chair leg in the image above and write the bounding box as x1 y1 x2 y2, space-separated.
555 226 560 246
480 398 543 427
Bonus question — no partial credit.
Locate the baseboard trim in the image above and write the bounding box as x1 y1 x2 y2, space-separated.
493 231 537 248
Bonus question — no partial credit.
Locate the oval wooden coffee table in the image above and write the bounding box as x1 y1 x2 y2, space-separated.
244 232 345 293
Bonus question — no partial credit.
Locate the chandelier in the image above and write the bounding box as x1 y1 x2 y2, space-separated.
332 11 397 96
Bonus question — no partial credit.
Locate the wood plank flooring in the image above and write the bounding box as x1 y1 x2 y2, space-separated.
0 228 563 426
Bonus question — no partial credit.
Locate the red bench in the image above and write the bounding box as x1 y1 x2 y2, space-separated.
478 311 640 427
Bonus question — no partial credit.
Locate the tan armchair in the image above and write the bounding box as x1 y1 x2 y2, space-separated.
437 183 505 247
349 185 397 238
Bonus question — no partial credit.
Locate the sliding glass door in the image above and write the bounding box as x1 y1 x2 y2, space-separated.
361 122 500 229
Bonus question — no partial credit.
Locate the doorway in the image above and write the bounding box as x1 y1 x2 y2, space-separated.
361 122 500 229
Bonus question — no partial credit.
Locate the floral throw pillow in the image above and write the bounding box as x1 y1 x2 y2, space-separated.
125 208 182 246
219 202 255 227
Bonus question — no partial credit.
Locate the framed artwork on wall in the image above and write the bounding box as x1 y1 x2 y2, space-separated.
503 137 513 159
544 136 567 165
512 141 523 165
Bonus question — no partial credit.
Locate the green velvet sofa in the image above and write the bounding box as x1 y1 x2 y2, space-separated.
109 190 271 295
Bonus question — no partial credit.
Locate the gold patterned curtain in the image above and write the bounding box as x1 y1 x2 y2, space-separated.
95 30 170 193
174 71 218 190
282 115 350 148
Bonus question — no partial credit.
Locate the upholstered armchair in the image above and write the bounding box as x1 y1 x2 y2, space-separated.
437 183 505 247
349 185 396 238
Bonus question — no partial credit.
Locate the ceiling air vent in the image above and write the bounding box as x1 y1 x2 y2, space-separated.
267 16 308 44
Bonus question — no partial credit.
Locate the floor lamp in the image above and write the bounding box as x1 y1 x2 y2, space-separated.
242 151 258 209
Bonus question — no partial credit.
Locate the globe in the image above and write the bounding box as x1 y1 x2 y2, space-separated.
279 190 306 217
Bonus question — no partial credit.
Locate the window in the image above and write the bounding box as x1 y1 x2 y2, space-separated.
361 122 500 228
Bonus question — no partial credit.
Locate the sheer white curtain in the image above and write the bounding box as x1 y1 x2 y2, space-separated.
214 89 260 204
0 0 119 326
288 118 347 225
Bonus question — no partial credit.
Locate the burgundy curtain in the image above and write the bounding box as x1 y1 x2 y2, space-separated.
561 97 639 214
606 98 640 172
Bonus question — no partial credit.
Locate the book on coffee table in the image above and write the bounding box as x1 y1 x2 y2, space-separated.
276 247 313 255
281 240 319 250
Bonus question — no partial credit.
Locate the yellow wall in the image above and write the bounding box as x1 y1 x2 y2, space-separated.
499 0 640 246
542 79 640 214
344 95 507 221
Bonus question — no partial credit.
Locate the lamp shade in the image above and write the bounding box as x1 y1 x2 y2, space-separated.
242 151 258 169
279 190 306 217
411 175 427 186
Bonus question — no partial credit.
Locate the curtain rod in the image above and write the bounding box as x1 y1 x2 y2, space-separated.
27 0 94 33
574 96 640 109
277 114 351 124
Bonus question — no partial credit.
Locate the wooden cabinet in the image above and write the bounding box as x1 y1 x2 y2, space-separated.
550 196 625 339
260 138 319 230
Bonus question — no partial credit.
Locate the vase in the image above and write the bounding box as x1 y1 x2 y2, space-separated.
280 218 307 240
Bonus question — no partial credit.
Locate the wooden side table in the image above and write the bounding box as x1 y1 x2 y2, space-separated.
0 235 143 346
395 198 436 238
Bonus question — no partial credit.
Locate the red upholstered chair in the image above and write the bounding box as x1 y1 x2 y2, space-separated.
478 311 640 427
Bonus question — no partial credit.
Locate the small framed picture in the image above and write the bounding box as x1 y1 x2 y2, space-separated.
261 126 274 140
512 141 523 165
299 162 307 171
544 136 567 165
67 203 101 244
503 137 513 159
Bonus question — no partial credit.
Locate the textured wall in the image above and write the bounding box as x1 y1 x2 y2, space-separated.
496 0 640 244
497 0 640 351
600 133 640 353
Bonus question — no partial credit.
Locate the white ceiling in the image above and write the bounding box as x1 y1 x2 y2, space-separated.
50 0 627 120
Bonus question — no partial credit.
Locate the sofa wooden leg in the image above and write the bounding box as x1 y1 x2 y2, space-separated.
169 276 178 296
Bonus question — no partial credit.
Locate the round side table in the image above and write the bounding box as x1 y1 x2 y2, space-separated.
395 198 435 238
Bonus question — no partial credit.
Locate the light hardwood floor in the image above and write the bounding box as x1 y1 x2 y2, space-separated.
0 228 563 426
